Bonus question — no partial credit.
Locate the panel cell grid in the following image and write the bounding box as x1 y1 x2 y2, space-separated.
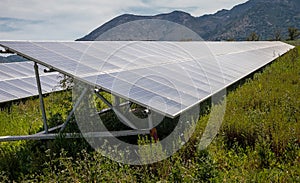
0 61 62 103
0 41 294 117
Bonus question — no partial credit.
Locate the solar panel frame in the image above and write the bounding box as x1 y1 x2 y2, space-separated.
0 41 294 117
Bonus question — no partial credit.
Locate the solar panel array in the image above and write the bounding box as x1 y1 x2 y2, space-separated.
0 41 294 117
0 61 62 103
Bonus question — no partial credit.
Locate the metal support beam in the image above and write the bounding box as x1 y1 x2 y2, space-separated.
95 92 137 129
0 130 149 142
34 62 48 133
146 108 153 129
59 87 88 132
114 95 120 107
93 101 131 116
36 124 64 135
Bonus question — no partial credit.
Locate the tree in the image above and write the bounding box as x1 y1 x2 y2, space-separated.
226 38 236 41
247 32 260 41
273 29 282 41
288 27 300 40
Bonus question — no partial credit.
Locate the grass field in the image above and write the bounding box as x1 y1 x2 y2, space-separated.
0 42 299 182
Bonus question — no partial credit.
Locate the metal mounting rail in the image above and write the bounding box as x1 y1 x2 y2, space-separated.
0 130 150 142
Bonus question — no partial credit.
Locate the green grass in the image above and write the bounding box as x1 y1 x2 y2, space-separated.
0 45 299 182
286 40 300 46
0 92 72 136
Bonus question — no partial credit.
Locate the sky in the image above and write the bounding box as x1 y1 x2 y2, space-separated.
0 0 248 40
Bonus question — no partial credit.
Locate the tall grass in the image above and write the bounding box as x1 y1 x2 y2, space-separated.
222 47 300 156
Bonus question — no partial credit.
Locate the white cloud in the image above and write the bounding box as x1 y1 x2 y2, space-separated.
139 0 248 15
0 0 248 40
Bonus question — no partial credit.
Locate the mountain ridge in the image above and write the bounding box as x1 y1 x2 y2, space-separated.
78 0 300 41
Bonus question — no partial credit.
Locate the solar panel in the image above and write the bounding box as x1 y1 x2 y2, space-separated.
0 61 62 103
0 41 294 117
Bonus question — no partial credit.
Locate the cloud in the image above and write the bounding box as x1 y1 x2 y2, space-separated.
0 17 42 32
0 0 248 40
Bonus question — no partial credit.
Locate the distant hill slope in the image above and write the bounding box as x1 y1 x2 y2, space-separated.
0 55 28 63
78 0 300 41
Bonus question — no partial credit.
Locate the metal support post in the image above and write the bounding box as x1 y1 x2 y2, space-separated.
147 108 153 129
114 95 120 107
34 62 48 133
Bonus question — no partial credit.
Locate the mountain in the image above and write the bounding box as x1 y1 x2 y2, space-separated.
78 0 300 41
0 55 28 63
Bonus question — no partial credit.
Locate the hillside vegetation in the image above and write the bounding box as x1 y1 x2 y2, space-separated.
78 0 300 41
0 43 299 182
